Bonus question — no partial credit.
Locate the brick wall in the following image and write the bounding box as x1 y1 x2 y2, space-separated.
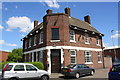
63 49 103 69
104 48 120 61
0 51 10 62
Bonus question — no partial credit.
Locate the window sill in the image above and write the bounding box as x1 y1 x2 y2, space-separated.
50 40 60 42
28 46 31 48
85 42 90 44
98 61 102 63
71 63 76 64
39 42 43 44
85 62 93 64
70 40 76 43
96 44 100 46
34 44 36 46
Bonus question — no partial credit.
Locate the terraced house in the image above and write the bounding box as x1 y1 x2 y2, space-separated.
22 8 104 74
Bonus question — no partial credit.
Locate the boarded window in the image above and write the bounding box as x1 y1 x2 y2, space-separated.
51 28 59 40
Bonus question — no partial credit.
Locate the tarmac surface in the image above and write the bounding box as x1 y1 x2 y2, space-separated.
0 68 109 80
50 68 109 80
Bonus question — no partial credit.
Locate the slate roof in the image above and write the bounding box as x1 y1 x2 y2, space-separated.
29 22 43 34
69 17 100 33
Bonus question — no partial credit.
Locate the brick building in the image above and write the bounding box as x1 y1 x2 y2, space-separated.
104 46 120 62
0 51 10 62
22 8 104 74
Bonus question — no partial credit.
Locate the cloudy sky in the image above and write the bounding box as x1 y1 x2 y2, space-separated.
0 0 120 52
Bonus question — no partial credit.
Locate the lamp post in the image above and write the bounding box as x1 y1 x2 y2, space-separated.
111 30 117 63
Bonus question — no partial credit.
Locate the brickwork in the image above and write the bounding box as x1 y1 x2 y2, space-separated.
0 51 10 62
104 48 120 61
22 8 104 73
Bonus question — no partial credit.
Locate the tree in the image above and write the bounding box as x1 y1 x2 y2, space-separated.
7 48 23 62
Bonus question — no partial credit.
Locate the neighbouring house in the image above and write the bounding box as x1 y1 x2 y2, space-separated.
104 46 120 62
22 8 104 74
0 51 10 62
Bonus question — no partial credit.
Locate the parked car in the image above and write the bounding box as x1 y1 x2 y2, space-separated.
2 63 49 80
61 64 95 79
109 64 120 80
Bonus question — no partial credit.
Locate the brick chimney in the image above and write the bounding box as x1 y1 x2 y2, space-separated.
65 8 70 16
84 15 91 24
46 9 52 14
34 20 38 28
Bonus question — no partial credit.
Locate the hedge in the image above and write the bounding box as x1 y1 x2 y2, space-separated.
0 61 44 70
25 62 44 70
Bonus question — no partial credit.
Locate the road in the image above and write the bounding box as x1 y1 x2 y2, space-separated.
0 68 109 80
50 68 109 80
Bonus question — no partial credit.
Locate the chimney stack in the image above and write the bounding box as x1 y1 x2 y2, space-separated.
46 9 52 14
34 20 38 28
65 8 70 16
84 15 91 24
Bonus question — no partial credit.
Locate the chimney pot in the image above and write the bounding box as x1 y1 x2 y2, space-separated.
84 15 91 24
34 20 38 28
46 9 52 14
65 8 70 16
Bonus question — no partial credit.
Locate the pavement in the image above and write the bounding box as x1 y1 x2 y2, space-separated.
49 68 109 80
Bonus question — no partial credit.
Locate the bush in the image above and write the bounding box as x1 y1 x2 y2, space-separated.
0 61 14 69
0 61 44 70
26 62 44 70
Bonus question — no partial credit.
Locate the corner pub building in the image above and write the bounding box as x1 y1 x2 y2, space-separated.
22 8 104 74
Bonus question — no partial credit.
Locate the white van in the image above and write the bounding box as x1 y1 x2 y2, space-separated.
2 63 49 80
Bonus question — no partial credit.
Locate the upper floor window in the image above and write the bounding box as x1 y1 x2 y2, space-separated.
70 50 76 64
85 33 89 44
84 51 92 64
29 38 31 48
98 52 102 63
39 31 43 44
70 30 75 42
51 28 59 40
25 40 27 49
34 35 37 46
96 36 100 45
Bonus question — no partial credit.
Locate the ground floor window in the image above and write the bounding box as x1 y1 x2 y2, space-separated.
70 50 76 64
98 52 102 63
32 52 34 62
84 51 92 63
39 51 43 62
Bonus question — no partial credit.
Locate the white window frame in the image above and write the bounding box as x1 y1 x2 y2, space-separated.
70 50 76 64
39 31 43 44
84 51 93 64
25 40 27 49
32 52 34 62
70 30 76 42
96 36 100 46
34 35 37 46
36 52 38 61
24 54 26 62
29 53 31 62
84 33 89 44
98 52 102 63
29 38 31 48
39 51 43 62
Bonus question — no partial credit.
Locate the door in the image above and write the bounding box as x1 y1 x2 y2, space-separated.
51 49 61 73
